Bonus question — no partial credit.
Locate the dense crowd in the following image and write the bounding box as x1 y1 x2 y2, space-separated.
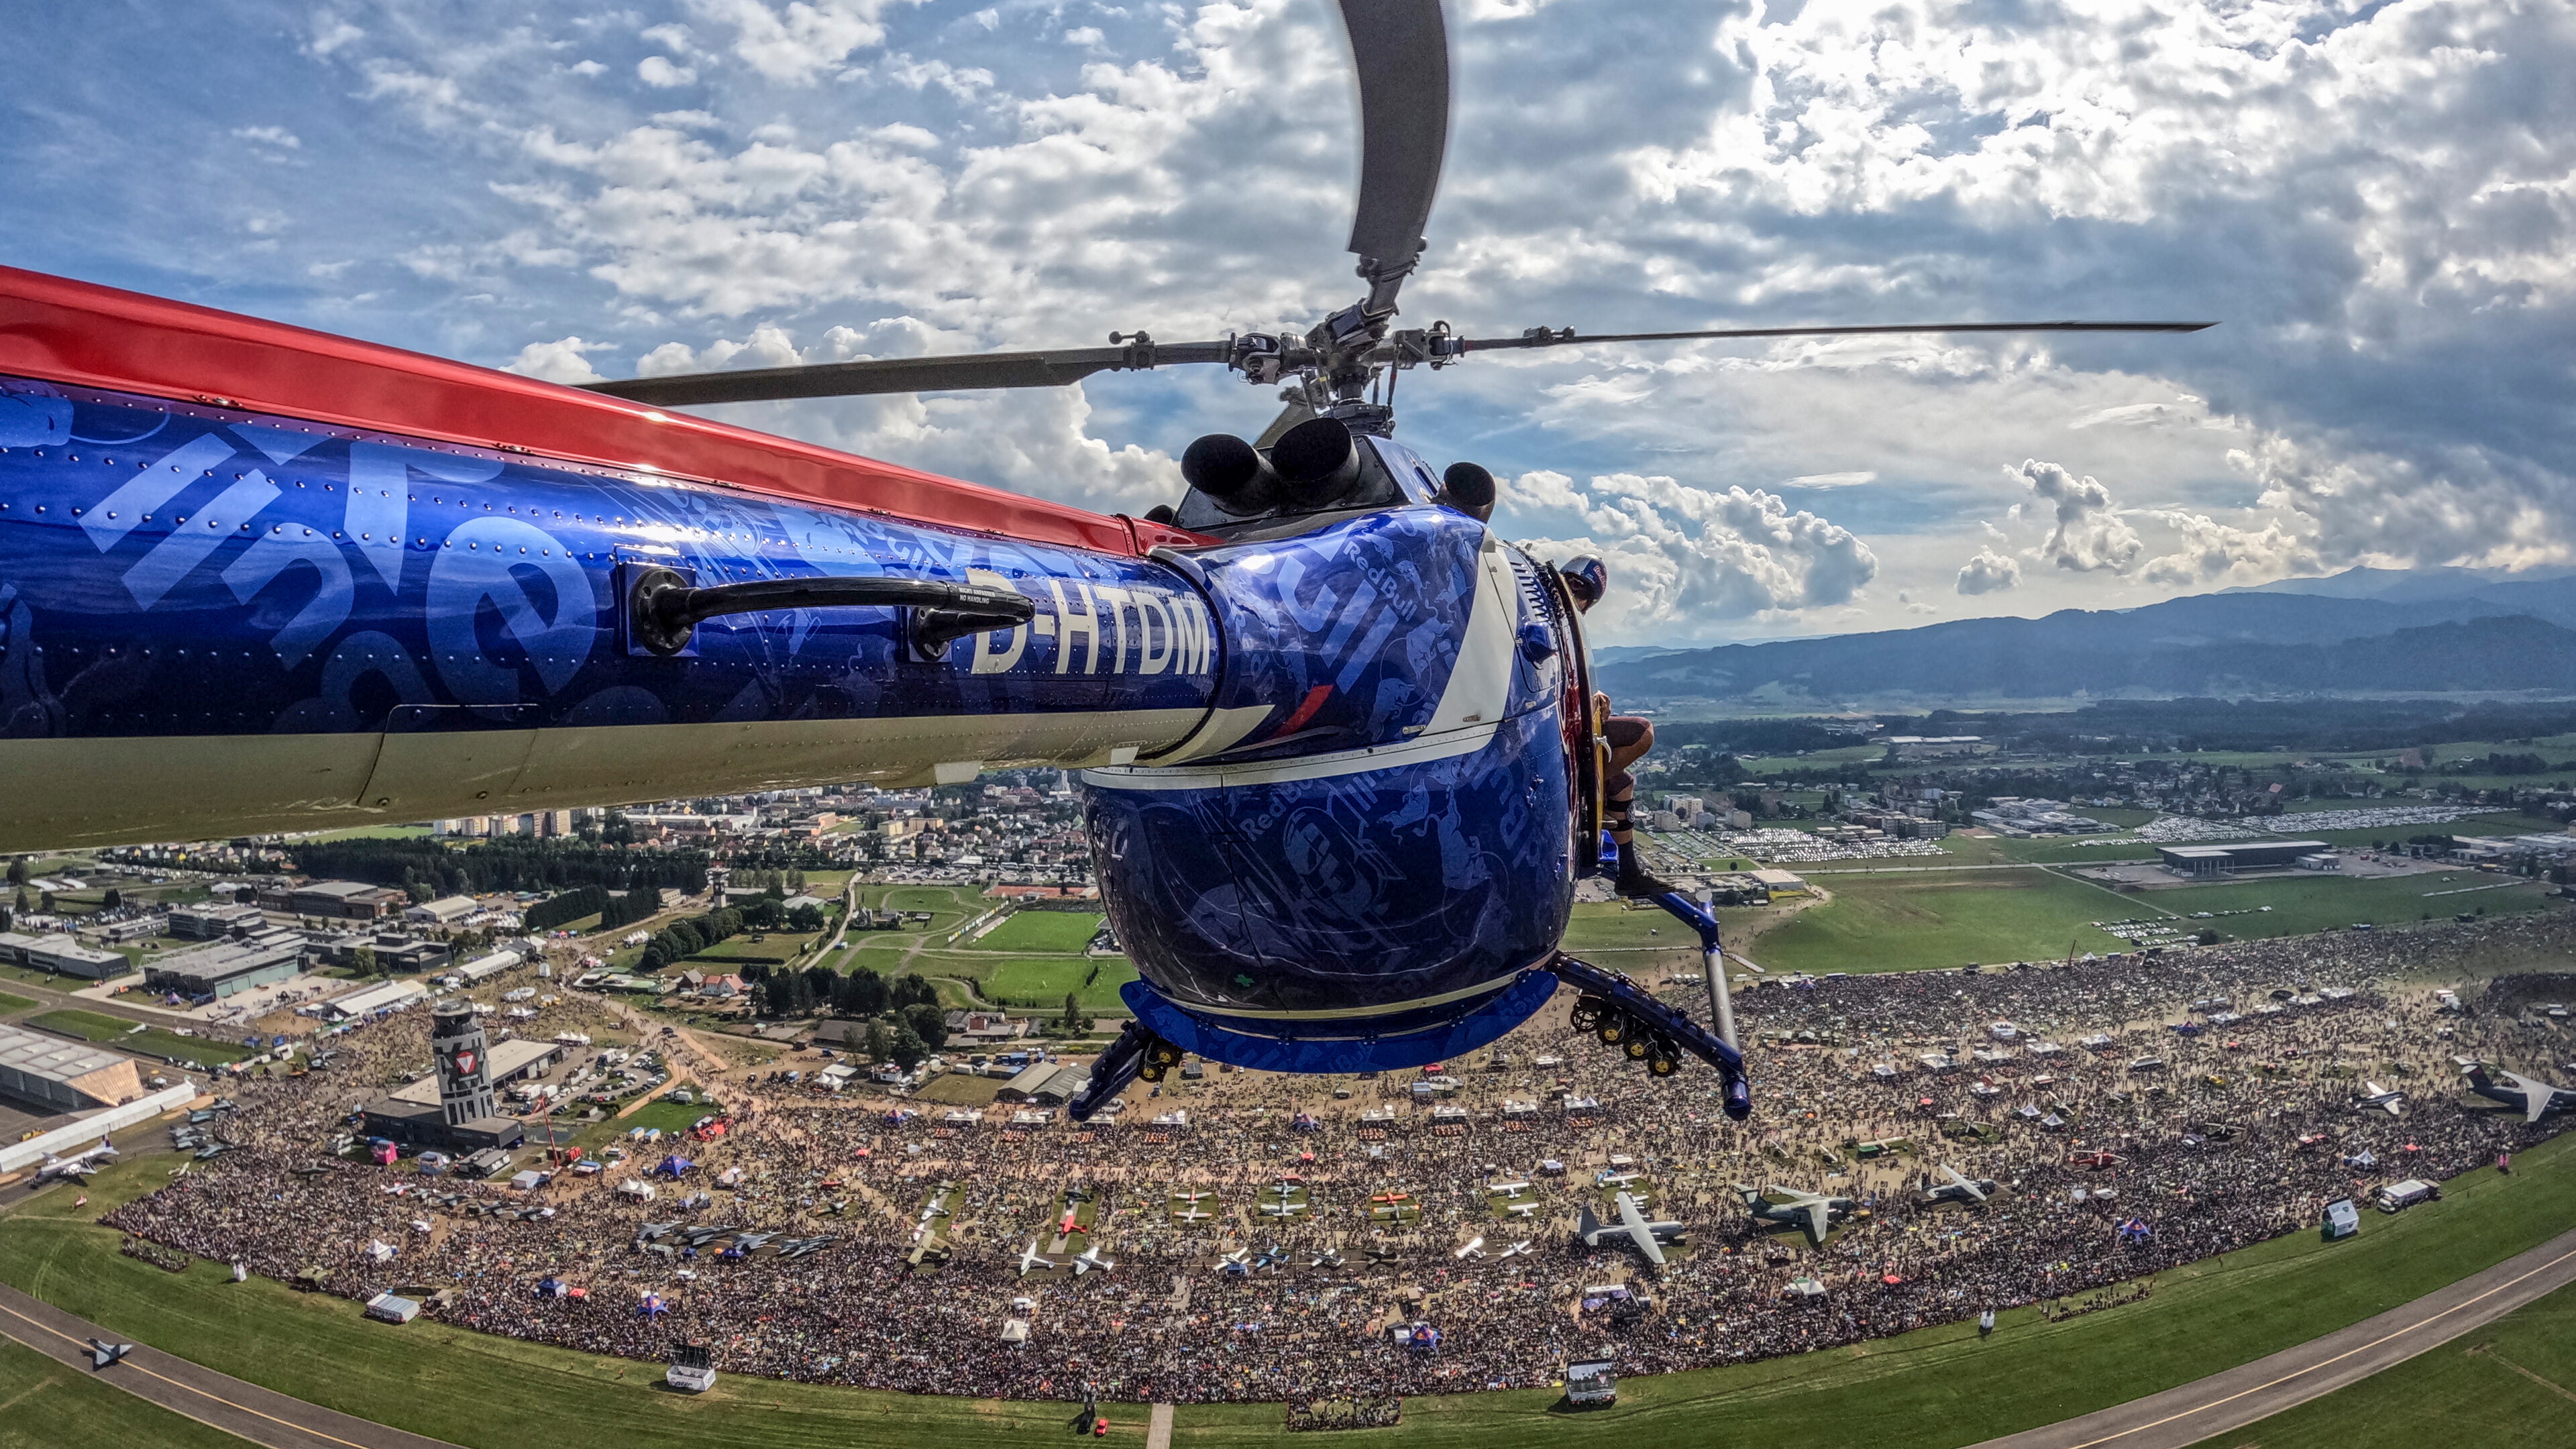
103 912 2576 1407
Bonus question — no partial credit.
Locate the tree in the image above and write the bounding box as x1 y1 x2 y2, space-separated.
353 945 378 977
5 857 25 887
891 973 938 1010
14 887 32 916
888 1023 928 1071
903 1002 949 1050
38 891 54 915
863 1018 894 1064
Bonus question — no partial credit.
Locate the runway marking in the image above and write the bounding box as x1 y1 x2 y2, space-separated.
2051 1240 2576 1449
0 1297 392 1449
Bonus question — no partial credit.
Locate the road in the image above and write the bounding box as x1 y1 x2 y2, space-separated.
1966 1224 2576 1449
0 1281 462 1449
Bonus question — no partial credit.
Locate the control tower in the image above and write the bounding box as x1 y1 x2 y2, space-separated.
431 1000 496 1126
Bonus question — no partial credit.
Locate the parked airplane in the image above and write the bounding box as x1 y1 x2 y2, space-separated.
2351 1081 2405 1116
1595 1169 1641 1188
1486 1177 1530 1197
2464 1063 2576 1124
1016 1241 1053 1275
1310 1252 1346 1269
1175 1205 1214 1224
1173 1189 1215 1203
1071 1244 1116 1276
1497 1240 1532 1259
1922 1165 1998 1207
1501 1200 1542 1218
1576 1192 1686 1267
1735 1184 1857 1249
32 1138 117 1184
1453 1236 1486 1260
1364 1247 1401 1265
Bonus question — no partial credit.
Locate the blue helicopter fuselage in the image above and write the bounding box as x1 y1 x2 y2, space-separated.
0 276 1583 1075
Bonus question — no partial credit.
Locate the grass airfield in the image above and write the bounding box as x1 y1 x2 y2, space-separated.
2 1125 2572 1449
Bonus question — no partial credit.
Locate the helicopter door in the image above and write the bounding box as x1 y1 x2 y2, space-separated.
1536 566 1605 876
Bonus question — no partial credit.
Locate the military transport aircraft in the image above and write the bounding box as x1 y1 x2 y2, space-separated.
1736 1184 1859 1249
1922 1165 1999 1207
2465 1063 2576 1123
30 1138 118 1185
2351 1082 2406 1116
1576 1192 1686 1267
0 0 2206 1122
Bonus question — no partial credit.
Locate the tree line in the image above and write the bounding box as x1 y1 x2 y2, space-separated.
289 837 709 901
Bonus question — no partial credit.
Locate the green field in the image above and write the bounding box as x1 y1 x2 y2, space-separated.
1749 867 2559 974
27 1009 254 1065
0 991 35 1014
2146 871 2553 936
959 911 1103 953
1 1132 2571 1449
981 957 1136 1012
2233 1279 2576 1448
1750 870 2137 972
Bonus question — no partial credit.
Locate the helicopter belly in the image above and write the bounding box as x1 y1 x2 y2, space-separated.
0 378 1214 850
1081 503 1577 1071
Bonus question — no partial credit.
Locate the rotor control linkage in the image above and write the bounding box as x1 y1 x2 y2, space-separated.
1066 1020 1183 1123
625 567 1033 657
1554 954 1751 1120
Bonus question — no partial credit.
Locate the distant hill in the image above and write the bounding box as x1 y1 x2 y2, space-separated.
1595 586 2576 708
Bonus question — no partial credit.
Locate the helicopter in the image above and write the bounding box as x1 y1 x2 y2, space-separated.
0 0 2206 1120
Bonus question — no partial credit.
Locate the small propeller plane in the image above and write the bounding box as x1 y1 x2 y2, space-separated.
1486 1177 1531 1197
1016 1240 1054 1276
1735 1184 1857 1250
1922 1165 1998 1207
1452 1236 1486 1260
2351 1082 2406 1116
1310 1251 1346 1269
2463 1063 2575 1124
1497 1239 1533 1260
1576 1192 1686 1267
1258 1197 1311 1218
1174 1205 1214 1224
1071 1244 1116 1277
1501 1199 1542 1218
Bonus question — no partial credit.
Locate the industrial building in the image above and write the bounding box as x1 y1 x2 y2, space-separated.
142 928 307 1000
0 1022 145 1112
315 930 450 975
258 879 405 921
0 932 134 980
2157 840 2333 878
167 901 264 940
320 979 429 1021
405 896 482 926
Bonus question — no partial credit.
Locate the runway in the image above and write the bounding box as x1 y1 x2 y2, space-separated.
1966 1224 2576 1449
0 1282 462 1449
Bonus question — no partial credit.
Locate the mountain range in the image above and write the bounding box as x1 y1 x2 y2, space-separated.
1595 568 2576 708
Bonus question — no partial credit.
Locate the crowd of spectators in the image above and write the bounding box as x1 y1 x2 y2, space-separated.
102 912 2576 1406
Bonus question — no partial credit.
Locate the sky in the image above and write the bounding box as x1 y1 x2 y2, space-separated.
5 0 2572 647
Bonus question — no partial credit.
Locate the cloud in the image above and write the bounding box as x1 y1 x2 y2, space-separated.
1955 547 2021 595
232 125 302 149
637 56 697 88
499 336 611 383
2139 509 2318 587
1509 470 1878 641
686 0 905 85
2013 458 2142 575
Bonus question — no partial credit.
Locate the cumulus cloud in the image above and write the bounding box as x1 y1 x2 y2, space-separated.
499 336 610 383
2014 459 2143 575
637 55 696 88
1510 470 1877 641
687 0 904 85
1955 547 2021 596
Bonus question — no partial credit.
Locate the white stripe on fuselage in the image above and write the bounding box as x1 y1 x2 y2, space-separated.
1086 533 1527 794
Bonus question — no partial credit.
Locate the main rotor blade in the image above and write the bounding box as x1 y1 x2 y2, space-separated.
584 341 1232 407
1458 320 2217 354
1338 0 1450 294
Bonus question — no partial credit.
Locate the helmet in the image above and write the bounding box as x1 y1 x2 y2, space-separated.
1560 555 1607 606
